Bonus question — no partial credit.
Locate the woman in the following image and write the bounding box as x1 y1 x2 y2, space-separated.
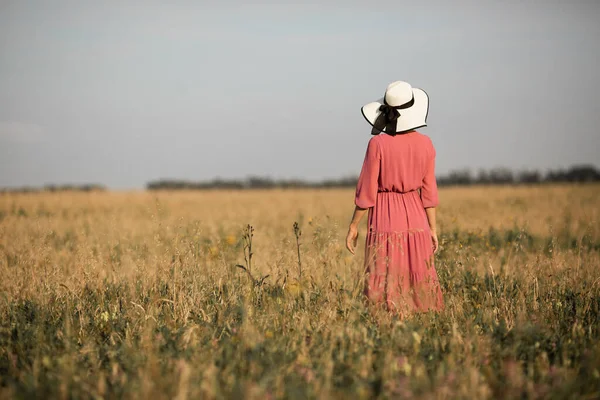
346 81 444 314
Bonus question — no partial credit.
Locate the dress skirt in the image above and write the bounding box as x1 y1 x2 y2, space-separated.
363 190 444 313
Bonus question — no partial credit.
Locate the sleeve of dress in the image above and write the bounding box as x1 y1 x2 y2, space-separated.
355 138 381 209
421 142 439 208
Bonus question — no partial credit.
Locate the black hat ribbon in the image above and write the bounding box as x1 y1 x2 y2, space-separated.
371 95 415 135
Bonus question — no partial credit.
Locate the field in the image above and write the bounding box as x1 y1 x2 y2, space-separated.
1 185 599 399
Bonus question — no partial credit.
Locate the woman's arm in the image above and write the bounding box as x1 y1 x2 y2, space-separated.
425 207 436 232
425 207 439 254
346 206 368 254
422 139 439 254
348 138 380 254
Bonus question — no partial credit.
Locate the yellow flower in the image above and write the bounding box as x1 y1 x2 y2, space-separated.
225 235 237 245
402 361 412 375
356 386 370 399
412 331 422 344
265 330 274 339
285 279 303 297
412 332 422 351
100 311 109 322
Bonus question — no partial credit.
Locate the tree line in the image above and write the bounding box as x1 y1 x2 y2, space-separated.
0 184 107 194
147 165 600 190
1 165 597 193
436 165 599 186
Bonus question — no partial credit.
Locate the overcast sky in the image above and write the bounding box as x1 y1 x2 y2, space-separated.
1 1 599 189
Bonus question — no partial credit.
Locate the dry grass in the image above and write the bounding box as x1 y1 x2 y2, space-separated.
1 184 599 399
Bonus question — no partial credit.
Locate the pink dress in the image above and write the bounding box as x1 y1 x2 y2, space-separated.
355 131 444 313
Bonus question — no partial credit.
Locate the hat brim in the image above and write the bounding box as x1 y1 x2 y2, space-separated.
361 88 429 135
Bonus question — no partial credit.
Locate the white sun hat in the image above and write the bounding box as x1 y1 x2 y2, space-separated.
361 81 429 135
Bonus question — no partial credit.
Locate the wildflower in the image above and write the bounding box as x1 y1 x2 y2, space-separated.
356 386 370 399
225 235 237 246
412 331 422 344
411 332 422 352
402 361 412 375
285 280 302 297
100 311 109 322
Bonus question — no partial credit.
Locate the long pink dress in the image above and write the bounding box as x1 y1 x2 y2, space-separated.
355 131 444 313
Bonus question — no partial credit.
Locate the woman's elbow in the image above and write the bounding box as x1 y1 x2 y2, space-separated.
355 200 374 209
421 193 439 208
355 195 375 209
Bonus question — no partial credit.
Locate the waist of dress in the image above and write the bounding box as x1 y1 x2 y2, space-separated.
377 188 420 194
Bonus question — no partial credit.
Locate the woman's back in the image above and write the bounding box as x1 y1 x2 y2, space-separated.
355 131 439 216
375 131 436 194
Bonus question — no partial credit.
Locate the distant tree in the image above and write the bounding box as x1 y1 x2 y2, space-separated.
564 165 600 182
488 168 514 184
476 169 491 185
517 170 541 184
545 169 567 182
441 169 473 186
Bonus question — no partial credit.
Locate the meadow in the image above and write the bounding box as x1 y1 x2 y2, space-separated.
0 184 599 399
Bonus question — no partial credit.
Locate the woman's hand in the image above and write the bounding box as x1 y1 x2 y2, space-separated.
431 229 439 254
346 206 367 254
346 224 359 254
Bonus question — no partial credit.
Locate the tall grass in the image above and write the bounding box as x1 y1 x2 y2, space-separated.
0 185 599 399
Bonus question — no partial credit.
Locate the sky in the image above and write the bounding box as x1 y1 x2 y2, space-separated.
1 1 599 189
